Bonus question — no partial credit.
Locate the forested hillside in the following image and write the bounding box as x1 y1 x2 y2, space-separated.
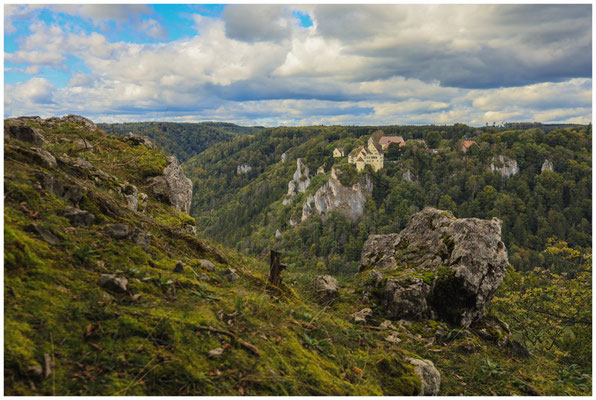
184 124 591 274
98 122 264 162
4 116 590 395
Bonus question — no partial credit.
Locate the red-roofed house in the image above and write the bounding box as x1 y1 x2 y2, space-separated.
379 136 406 150
460 140 478 152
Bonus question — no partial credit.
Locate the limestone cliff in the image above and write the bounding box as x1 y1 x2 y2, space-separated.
283 158 310 205
490 155 519 177
301 167 373 222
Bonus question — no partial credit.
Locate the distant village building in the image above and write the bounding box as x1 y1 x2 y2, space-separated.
348 131 384 172
460 140 478 152
333 147 345 157
378 136 405 150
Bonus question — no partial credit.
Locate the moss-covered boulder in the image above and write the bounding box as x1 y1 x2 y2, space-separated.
360 207 509 327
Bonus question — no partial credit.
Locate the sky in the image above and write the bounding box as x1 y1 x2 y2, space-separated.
4 4 593 126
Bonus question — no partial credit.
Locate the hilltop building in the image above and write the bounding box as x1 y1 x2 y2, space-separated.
348 131 384 172
460 140 478 152
333 147 345 157
379 136 406 150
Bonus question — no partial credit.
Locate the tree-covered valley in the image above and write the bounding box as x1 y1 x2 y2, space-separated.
4 116 591 395
183 123 591 274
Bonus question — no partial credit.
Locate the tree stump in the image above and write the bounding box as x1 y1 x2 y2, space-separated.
268 250 287 287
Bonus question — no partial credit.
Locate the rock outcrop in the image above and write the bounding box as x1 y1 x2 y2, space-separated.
236 164 252 175
360 208 509 328
122 133 155 149
147 156 192 214
5 120 46 145
61 115 98 130
541 159 554 173
490 155 519 177
301 167 372 222
283 158 310 205
402 169 415 182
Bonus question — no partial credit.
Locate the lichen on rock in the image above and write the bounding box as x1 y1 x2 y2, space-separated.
359 207 509 328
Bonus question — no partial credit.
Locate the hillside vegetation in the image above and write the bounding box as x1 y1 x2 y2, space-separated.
98 121 263 162
184 124 591 275
4 117 590 395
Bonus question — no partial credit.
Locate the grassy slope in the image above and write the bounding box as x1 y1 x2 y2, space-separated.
4 119 585 395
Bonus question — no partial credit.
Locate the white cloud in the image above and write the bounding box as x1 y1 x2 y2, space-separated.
4 6 592 126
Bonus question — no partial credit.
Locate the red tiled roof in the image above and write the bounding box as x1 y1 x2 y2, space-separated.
462 140 477 149
379 136 405 146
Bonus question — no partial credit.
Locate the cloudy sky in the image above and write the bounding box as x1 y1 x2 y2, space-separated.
4 4 592 126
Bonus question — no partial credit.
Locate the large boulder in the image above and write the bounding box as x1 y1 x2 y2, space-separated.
147 156 192 214
360 208 509 328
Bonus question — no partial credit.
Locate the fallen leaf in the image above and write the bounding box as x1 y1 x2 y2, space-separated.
89 343 103 351
84 324 94 337
238 386 244 395
222 343 231 349
276 336 282 343
352 366 363 375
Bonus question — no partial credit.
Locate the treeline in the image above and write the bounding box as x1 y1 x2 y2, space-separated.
98 121 263 162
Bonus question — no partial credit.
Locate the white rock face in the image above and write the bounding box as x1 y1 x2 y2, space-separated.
301 167 373 222
236 164 252 175
281 152 287 163
490 155 519 177
541 159 554 173
147 156 193 214
402 169 415 182
275 229 282 239
317 164 325 175
283 158 310 205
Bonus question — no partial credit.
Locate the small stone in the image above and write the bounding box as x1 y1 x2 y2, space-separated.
100 274 128 293
208 348 224 358
62 207 95 226
199 259 216 271
26 224 60 245
26 363 43 377
130 228 151 251
351 307 373 323
312 275 339 302
63 185 84 205
105 224 130 239
407 357 441 396
219 268 239 282
385 331 401 344
173 262 184 273
379 320 396 330
199 273 211 282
